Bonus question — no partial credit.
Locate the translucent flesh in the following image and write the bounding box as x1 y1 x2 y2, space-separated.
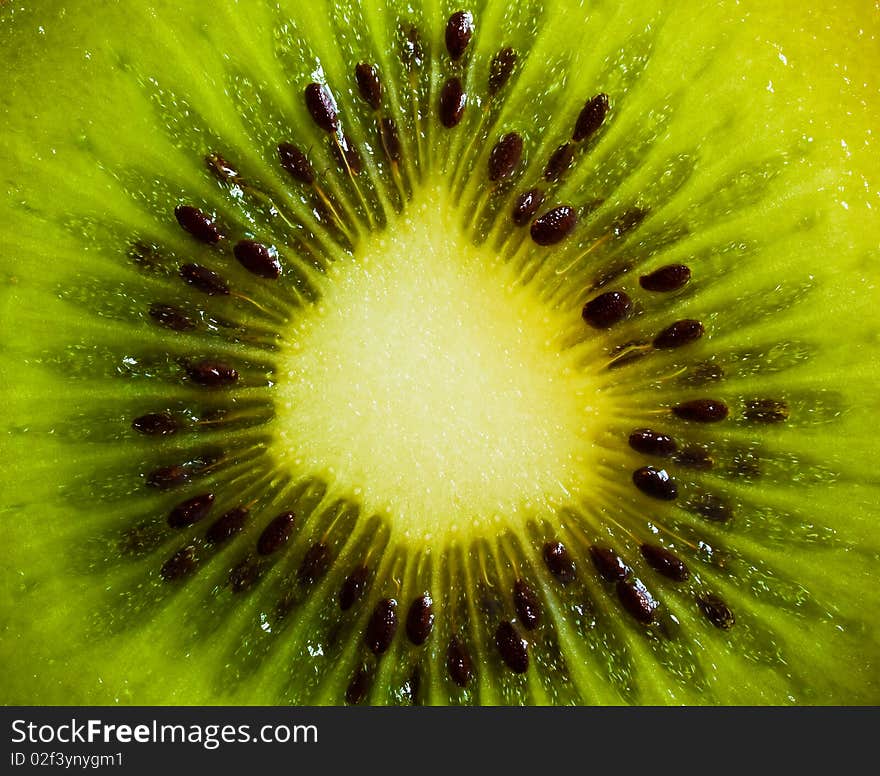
0 0 879 705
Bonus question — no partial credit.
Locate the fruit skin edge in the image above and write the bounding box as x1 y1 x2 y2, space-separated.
0 0 878 705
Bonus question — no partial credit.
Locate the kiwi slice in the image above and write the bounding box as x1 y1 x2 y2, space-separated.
1 0 878 705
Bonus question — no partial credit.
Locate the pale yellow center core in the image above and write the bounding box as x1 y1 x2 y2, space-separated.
276 187 609 542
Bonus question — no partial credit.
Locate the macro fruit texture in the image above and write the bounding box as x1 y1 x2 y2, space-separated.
0 0 878 705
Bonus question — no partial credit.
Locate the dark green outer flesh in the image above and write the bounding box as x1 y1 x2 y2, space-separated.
1 0 879 704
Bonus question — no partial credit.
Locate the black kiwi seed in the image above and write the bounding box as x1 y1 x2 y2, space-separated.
675 444 714 470
233 240 282 279
205 506 249 544
628 428 677 457
354 62 382 110
632 466 678 500
179 263 230 296
488 132 523 181
229 558 262 593
589 546 629 582
167 492 215 528
581 290 632 329
744 399 790 423
339 565 370 610
543 541 577 583
439 77 467 128
495 621 529 674
640 544 690 582
445 10 474 61
149 302 197 332
673 399 729 423
174 205 222 244
185 360 239 387
277 142 315 184
330 132 363 174
146 464 190 490
365 598 398 655
256 511 296 556
640 264 692 292
205 152 240 183
447 636 473 688
160 545 198 582
512 188 544 226
304 82 339 134
530 205 577 245
488 47 517 95
653 319 704 349
616 578 658 624
513 579 542 630
544 143 575 182
131 411 178 436
405 594 435 646
345 666 371 705
687 493 734 522
697 593 736 630
378 118 402 162
298 541 331 584
400 24 424 71
572 93 610 142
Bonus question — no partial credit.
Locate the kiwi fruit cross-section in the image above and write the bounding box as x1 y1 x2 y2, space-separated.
1 0 878 706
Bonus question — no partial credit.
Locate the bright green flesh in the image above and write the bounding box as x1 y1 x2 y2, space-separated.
1 0 879 705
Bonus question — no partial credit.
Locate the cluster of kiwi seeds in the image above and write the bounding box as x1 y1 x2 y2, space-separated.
56 5 850 706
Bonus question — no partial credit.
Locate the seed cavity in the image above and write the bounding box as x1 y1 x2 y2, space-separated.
339 566 370 610
205 152 240 184
445 10 474 61
512 188 544 226
628 429 677 457
543 541 576 583
675 444 714 470
589 546 629 582
205 506 249 544
698 593 736 630
185 360 239 387
573 93 610 143
405 594 435 646
149 303 196 332
653 319 704 349
132 412 177 436
345 666 371 705
640 544 690 582
179 263 230 296
257 511 296 556
168 493 215 528
632 466 678 500
229 558 261 593
544 143 575 182
688 493 734 522
513 579 541 630
495 621 529 673
640 264 691 292
233 239 282 279
447 636 473 688
331 132 363 174
365 598 398 655
146 464 190 490
439 77 467 128
582 290 632 329
744 399 789 423
174 205 222 244
530 205 577 246
277 142 315 185
673 399 729 423
488 47 516 95
354 62 382 110
400 24 424 71
304 82 339 133
298 541 331 584
488 132 524 181
616 578 658 624
160 545 198 582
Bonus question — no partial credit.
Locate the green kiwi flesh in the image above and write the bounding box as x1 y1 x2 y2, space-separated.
1 0 879 705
